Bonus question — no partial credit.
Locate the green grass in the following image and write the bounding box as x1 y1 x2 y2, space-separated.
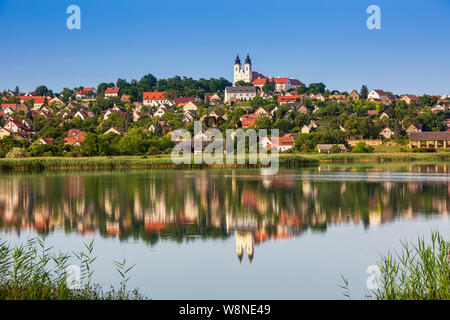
0 238 146 300
373 231 449 300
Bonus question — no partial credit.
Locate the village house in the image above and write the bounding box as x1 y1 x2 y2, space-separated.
400 94 419 104
121 95 131 103
104 126 123 135
182 101 198 112
278 94 304 104
317 144 347 154
4 118 29 133
143 92 173 107
405 124 422 135
379 127 395 139
74 109 94 120
224 86 256 102
409 131 450 149
254 107 269 116
240 113 262 128
259 136 295 152
64 129 86 146
205 94 222 106
175 97 197 106
382 95 396 105
153 106 169 118
48 96 64 106
183 110 196 123
368 89 388 100
252 77 303 92
75 88 96 99
328 94 347 102
348 90 360 101
380 112 390 120
104 87 121 99
301 120 319 134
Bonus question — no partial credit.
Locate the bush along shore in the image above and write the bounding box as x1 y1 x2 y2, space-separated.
0 154 319 172
1 152 450 172
0 238 146 300
341 231 450 300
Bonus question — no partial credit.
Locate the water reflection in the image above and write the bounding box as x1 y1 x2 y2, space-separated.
0 165 448 264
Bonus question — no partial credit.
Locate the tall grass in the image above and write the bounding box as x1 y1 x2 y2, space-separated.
341 231 449 300
0 238 146 300
373 231 449 300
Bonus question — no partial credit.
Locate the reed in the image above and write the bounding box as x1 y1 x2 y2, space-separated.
372 231 449 300
0 237 146 300
341 231 449 300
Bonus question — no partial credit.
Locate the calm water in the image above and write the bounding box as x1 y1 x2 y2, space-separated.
0 164 449 299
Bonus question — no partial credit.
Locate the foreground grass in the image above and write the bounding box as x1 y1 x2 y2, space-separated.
0 152 450 171
0 238 146 300
342 231 450 300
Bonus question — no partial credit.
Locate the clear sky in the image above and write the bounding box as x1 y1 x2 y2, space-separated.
1 0 449 95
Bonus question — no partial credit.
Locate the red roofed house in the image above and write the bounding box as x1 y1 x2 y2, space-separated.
278 94 305 104
143 91 173 107
174 97 197 106
240 114 262 128
4 118 29 133
75 88 96 99
104 87 120 99
252 77 303 92
32 96 47 108
400 95 419 104
368 89 388 100
367 110 379 116
259 136 295 152
64 129 86 146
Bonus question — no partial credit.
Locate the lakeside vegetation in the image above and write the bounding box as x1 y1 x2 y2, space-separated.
341 231 449 300
0 151 449 171
0 238 145 300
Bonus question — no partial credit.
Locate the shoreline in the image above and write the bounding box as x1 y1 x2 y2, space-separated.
0 152 449 172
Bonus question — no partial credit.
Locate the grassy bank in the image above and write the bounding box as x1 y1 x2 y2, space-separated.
0 154 317 172
0 152 449 172
0 238 145 300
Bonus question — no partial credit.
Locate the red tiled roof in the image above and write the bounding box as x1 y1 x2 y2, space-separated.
76 88 94 95
105 87 120 94
268 136 294 146
241 119 256 126
175 97 196 105
143 92 167 100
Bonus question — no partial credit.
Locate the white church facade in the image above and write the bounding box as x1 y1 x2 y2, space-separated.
233 54 303 93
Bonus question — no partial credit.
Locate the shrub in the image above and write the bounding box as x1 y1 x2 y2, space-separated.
351 142 374 153
5 147 28 158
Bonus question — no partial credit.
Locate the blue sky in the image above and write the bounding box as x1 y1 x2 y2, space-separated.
1 0 449 95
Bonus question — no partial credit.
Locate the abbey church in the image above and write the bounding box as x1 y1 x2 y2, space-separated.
232 54 303 92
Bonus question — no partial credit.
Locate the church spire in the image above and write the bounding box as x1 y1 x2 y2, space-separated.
245 53 251 64
235 54 241 65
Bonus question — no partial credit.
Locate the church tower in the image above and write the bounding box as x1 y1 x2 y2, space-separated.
233 53 253 85
244 54 252 82
233 54 242 85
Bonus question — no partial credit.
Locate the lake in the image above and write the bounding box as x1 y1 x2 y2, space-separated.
0 164 449 299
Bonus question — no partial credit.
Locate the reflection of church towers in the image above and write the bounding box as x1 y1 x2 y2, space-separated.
235 231 254 263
